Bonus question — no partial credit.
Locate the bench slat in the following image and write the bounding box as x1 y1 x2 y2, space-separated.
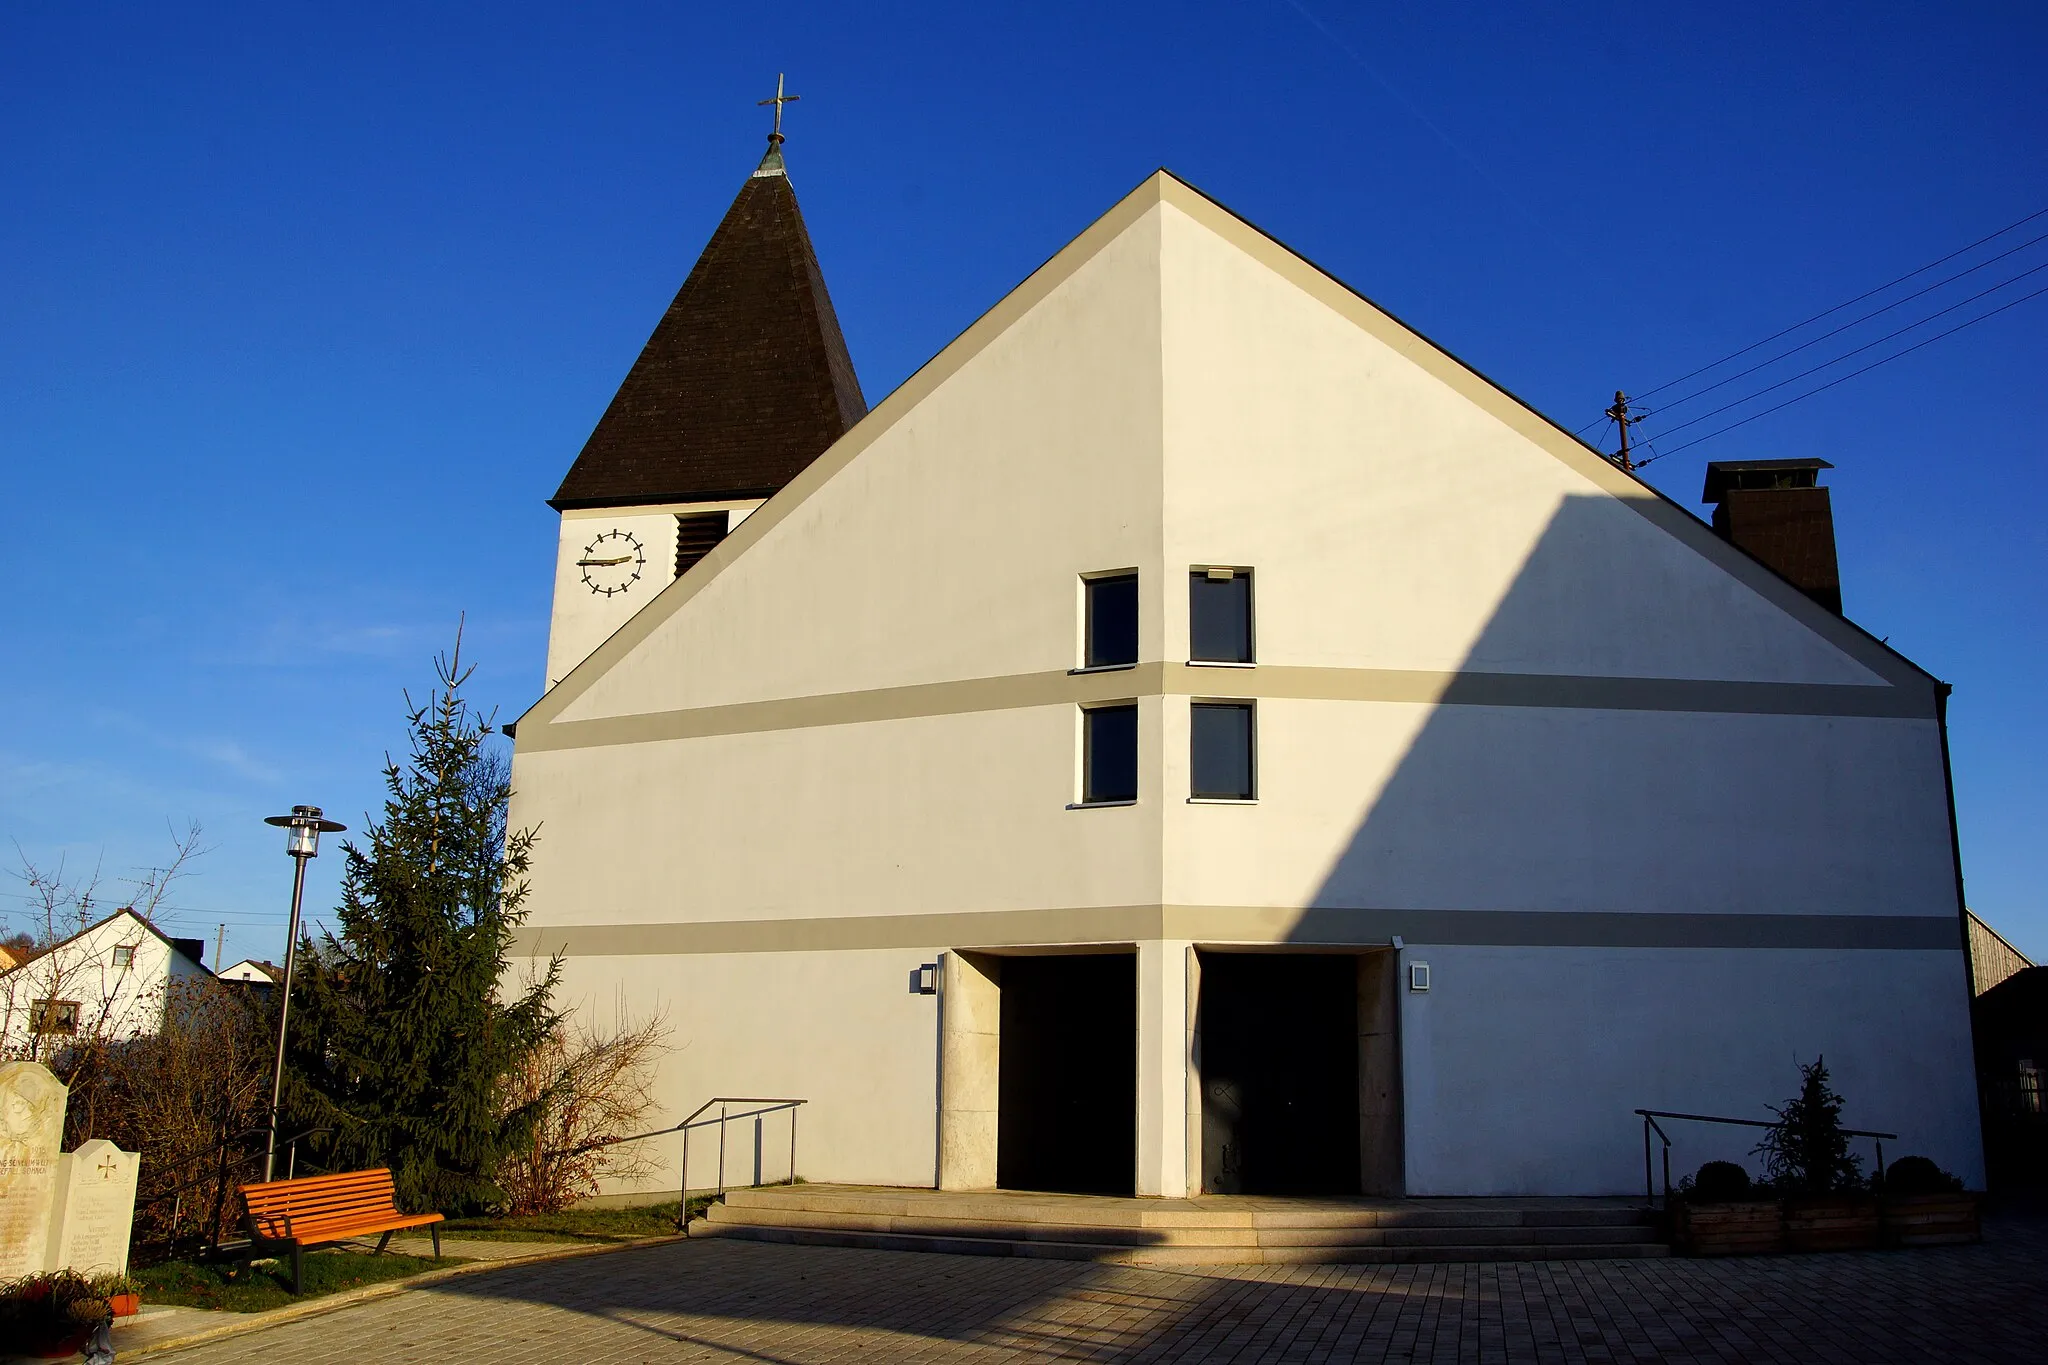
240 1167 443 1249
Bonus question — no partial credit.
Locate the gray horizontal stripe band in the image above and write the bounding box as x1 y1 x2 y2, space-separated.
512 905 1962 958
525 663 1927 752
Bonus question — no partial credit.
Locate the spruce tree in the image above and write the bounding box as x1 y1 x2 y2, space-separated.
286 635 559 1212
1753 1055 1865 1194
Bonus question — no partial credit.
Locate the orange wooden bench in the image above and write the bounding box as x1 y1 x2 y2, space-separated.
239 1168 443 1293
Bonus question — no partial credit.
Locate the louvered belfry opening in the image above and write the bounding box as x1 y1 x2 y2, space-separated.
675 511 730 578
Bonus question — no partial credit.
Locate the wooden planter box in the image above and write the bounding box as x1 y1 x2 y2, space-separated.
1784 1194 1880 1252
1671 1199 1785 1256
1881 1192 1981 1247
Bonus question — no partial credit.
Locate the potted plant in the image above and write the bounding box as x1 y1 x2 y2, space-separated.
0 1269 115 1358
1878 1156 1980 1246
90 1271 143 1318
1669 1160 1784 1256
1754 1056 1878 1252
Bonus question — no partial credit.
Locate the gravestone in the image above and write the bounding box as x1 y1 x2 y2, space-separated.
0 1060 69 1278
46 1139 140 1276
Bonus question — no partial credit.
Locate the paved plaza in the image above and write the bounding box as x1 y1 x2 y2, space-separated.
155 1212 2048 1364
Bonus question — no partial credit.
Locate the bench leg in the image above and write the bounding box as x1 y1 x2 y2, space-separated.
431 1224 441 1261
291 1245 304 1297
375 1230 392 1256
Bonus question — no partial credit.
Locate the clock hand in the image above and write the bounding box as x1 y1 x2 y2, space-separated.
577 555 635 567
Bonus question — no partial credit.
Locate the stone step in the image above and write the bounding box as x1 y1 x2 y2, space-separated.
719 1187 1655 1232
691 1218 1669 1265
707 1201 1258 1246
705 1201 1656 1249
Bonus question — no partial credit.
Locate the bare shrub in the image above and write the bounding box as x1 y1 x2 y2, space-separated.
495 1009 673 1214
62 977 274 1252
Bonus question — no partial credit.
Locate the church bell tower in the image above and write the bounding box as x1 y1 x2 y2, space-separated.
542 104 866 688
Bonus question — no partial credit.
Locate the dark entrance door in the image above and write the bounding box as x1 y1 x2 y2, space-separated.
1200 953 1360 1195
997 953 1136 1195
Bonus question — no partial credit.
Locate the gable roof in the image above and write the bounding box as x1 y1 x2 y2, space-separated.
549 150 868 511
522 169 1944 731
0 907 203 977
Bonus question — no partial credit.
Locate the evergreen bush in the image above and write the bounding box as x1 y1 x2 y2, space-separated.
1884 1155 1964 1196
1678 1159 1754 1202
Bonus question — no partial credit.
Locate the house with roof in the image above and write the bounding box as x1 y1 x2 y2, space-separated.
216 959 281 987
0 909 211 1061
506 137 1983 1199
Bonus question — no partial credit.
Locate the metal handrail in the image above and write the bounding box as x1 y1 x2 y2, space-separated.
679 1098 805 1202
134 1123 334 1211
1634 1107 1900 1207
567 1096 807 1210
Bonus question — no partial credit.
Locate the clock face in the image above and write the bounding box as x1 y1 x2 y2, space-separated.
576 529 645 597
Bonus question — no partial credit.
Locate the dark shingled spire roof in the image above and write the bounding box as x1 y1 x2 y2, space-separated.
550 149 867 510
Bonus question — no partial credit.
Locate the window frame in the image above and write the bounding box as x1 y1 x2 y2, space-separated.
111 945 137 970
31 999 81 1036
1188 698 1257 803
1187 566 1254 667
1078 570 1140 673
1076 701 1140 807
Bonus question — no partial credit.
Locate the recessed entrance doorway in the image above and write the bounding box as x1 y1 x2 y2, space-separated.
997 953 1136 1195
1199 952 1367 1196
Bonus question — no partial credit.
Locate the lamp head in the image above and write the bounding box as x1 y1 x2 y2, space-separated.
264 804 347 858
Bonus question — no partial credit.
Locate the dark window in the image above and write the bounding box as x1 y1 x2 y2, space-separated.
1083 704 1139 803
1190 569 1253 663
31 1000 80 1036
675 511 730 577
1084 573 1138 668
1191 702 1254 800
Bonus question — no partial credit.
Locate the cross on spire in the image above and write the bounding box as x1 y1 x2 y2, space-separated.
758 73 800 147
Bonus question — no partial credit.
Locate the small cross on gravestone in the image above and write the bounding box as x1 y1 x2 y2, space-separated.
46 1138 141 1276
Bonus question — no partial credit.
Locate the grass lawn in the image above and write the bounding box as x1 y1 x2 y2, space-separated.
437 1199 701 1243
134 1250 463 1313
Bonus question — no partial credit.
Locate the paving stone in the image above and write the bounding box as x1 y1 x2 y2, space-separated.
146 1211 2048 1364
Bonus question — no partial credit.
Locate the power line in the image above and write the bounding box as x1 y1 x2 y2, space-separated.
1636 281 2048 465
1633 204 2048 402
1650 228 2048 415
1648 258 2048 442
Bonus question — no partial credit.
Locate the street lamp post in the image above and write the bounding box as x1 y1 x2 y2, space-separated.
262 804 345 1181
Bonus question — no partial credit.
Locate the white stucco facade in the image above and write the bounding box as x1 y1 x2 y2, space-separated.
545 501 762 688
0 911 211 1060
509 173 1981 1199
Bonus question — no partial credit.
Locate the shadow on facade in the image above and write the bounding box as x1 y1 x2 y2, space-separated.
1271 491 1964 1191
1307 492 1769 917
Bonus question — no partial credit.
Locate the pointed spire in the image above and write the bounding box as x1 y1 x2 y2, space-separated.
550 137 866 511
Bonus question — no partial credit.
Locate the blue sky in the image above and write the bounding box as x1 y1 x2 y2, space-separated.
3 2 2043 963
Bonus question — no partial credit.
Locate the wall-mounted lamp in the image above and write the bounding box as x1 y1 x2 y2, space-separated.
1408 962 1431 993
909 962 938 995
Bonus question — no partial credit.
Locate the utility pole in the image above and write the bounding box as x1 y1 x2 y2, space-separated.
214 923 226 972
1606 390 1640 472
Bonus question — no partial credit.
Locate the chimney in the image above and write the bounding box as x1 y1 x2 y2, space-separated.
1701 458 1842 614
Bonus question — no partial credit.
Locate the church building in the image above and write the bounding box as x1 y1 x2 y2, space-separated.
507 132 1983 1200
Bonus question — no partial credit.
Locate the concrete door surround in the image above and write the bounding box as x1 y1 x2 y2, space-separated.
937 942 1402 1198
